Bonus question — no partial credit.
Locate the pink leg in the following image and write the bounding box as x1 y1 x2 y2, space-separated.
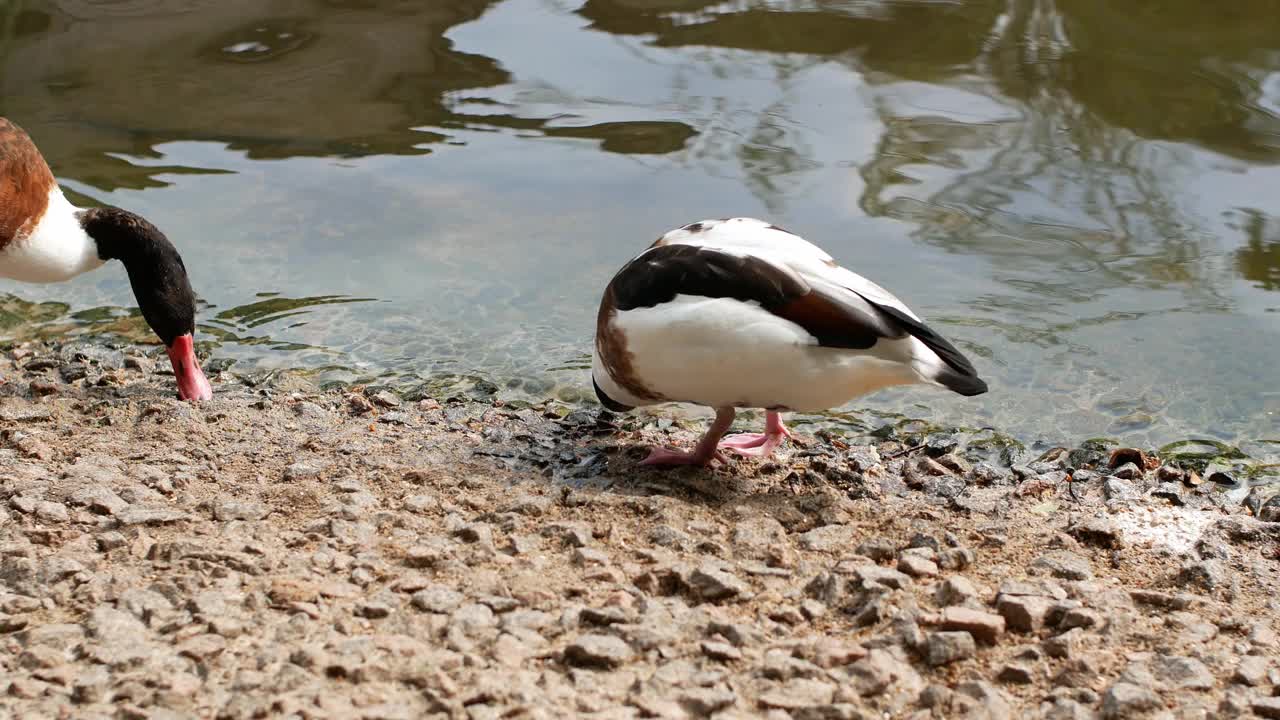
719 411 791 458
641 408 736 467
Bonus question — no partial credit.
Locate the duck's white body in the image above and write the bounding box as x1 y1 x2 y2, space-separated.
594 294 925 412
0 187 103 283
592 217 987 466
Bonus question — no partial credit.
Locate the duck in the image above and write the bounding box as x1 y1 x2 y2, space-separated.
591 217 987 466
0 118 211 401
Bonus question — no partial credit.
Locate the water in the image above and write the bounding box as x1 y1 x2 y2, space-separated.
0 0 1277 467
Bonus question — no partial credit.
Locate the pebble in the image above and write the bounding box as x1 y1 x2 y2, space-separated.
1111 463 1142 480
1101 682 1160 719
854 538 896 562
925 631 976 666
701 641 742 662
33 500 69 523
935 575 979 606
758 679 836 710
1058 607 1101 631
1254 698 1280 720
1066 517 1121 548
1233 656 1269 686
679 687 737 716
1150 655 1214 691
688 565 749 602
212 499 270 521
998 663 1036 684
898 554 939 578
997 595 1052 633
936 607 1005 645
854 565 913 590
412 586 464 614
564 634 635 668
1032 551 1094 581
797 524 857 552
69 485 130 516
1102 478 1135 502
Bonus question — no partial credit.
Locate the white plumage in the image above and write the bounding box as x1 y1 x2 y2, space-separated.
0 188 104 283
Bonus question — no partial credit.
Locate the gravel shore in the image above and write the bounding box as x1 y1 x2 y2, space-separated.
1 340 1277 719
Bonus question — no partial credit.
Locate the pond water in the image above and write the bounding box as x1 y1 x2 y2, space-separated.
1 0 1278 466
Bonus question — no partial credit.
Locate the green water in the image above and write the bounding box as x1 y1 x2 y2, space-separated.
0 0 1277 466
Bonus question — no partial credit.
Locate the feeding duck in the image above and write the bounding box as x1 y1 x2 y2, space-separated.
0 118 211 401
592 217 987 466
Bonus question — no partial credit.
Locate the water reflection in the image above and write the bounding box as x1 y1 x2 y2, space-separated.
1235 210 1280 292
0 0 695 192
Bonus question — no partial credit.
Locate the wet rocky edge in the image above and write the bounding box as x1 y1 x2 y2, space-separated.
0 340 1277 720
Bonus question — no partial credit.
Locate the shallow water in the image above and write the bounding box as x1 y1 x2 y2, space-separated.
0 0 1278 465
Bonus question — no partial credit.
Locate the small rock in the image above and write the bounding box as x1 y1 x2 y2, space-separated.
454 523 493 546
680 687 737 716
1058 608 1102 632
1260 495 1280 522
572 548 610 567
1254 698 1280 719
1177 560 1223 592
68 485 129 516
1032 551 1093 581
758 678 837 710
97 531 127 551
998 663 1035 684
1043 628 1082 659
997 596 1052 633
411 586 464 614
1101 682 1160 719
177 633 227 661
935 575 979 606
1234 656 1269 686
33 500 69 523
936 607 1005 645
1102 478 1135 502
564 634 634 668
1151 655 1213 691
956 682 1013 718
369 390 401 408
688 565 749 602
212 499 269 522
1067 517 1121 548
797 524 857 552
898 554 939 578
925 631 975 666
854 538 896 562
854 565 913 590
939 548 975 571
283 461 324 482
115 506 188 526
1110 462 1142 480
1043 698 1093 720
701 641 742 662
356 601 392 619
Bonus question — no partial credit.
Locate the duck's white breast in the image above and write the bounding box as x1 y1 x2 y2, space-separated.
0 188 103 283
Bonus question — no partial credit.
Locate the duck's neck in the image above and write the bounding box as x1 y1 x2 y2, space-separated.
0 188 104 283
78 205 211 401
77 206 196 346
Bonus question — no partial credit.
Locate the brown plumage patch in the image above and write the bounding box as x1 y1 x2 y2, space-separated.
594 285 663 404
0 118 55 251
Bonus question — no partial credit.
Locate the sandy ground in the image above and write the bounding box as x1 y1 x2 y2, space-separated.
0 339 1278 720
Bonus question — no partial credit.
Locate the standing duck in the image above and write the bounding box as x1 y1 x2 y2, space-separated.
592 218 987 466
0 118 211 401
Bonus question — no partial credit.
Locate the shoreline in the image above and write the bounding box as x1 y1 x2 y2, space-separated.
0 338 1278 718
